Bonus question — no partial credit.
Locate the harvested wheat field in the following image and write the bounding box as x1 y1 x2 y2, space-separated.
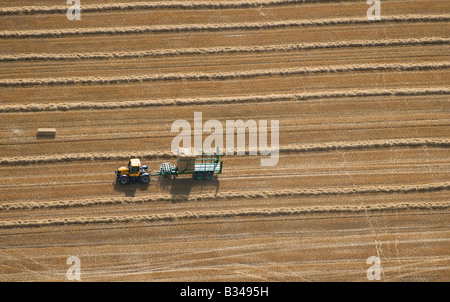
0 0 449 283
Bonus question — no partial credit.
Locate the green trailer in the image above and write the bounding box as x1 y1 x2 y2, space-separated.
155 148 223 180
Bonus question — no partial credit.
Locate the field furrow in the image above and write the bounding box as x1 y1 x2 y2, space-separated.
1 14 449 38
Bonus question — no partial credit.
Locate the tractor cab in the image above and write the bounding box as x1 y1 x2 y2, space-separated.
128 158 141 177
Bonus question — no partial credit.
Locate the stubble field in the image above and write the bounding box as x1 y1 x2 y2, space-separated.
0 0 449 282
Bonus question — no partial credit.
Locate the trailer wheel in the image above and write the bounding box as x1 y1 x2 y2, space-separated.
205 172 213 180
119 176 129 185
140 175 150 184
194 172 204 181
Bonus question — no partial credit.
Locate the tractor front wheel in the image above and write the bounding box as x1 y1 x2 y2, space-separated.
119 176 129 185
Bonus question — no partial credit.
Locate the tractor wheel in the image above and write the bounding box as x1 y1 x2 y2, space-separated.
194 172 204 181
119 176 129 185
205 172 213 180
140 175 150 184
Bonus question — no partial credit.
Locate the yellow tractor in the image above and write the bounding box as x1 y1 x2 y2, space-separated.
115 158 151 185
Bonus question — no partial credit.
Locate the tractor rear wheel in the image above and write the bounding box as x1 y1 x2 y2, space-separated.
119 176 129 185
140 175 150 184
